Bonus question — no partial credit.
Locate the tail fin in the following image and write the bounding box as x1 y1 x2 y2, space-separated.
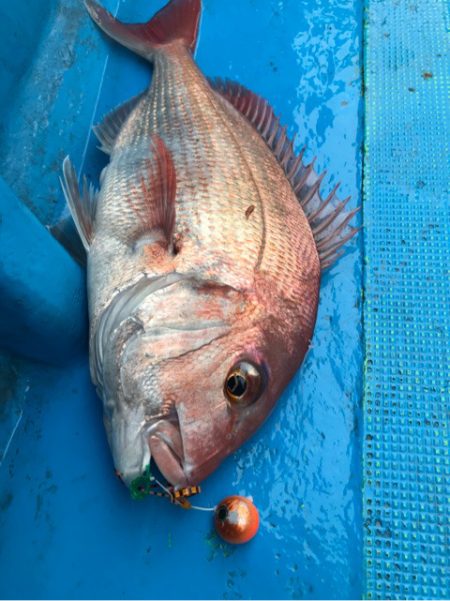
84 0 202 59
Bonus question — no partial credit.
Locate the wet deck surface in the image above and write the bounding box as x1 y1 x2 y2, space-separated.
0 0 363 598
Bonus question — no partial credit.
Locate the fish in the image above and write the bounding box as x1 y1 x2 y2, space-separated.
59 0 359 490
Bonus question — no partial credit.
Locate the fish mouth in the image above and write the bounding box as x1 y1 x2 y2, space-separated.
148 421 190 488
147 419 224 489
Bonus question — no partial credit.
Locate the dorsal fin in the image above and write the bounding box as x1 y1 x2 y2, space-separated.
209 78 360 270
93 92 145 154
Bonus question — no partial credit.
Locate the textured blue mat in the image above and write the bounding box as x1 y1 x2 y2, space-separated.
363 0 449 598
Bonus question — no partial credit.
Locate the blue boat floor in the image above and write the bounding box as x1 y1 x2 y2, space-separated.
0 0 363 599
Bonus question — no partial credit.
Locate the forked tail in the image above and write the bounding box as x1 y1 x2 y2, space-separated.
84 0 201 59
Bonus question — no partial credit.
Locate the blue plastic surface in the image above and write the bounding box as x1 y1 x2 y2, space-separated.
0 177 86 363
0 0 363 598
362 0 450 599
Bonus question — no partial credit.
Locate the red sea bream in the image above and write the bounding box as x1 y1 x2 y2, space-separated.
60 0 358 489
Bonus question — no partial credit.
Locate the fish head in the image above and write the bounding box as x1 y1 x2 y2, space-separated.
106 273 318 489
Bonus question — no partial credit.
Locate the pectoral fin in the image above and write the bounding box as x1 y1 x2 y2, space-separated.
126 135 177 252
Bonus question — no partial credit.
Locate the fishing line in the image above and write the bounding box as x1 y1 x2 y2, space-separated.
153 476 173 498
188 504 217 512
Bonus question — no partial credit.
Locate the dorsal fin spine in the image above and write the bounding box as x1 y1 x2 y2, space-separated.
267 120 279 146
280 140 292 168
301 172 327 211
274 128 286 156
256 97 264 123
294 162 314 195
256 103 268 130
286 154 302 180
261 112 273 138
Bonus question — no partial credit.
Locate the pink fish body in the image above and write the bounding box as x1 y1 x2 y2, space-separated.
61 0 358 489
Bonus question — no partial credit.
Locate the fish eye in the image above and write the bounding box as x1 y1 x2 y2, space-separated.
224 361 264 407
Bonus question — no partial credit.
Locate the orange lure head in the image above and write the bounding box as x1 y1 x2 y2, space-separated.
214 496 260 544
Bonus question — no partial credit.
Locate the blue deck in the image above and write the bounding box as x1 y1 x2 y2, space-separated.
0 0 363 598
2 0 446 599
0 2 363 597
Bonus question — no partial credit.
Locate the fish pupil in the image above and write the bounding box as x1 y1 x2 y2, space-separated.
227 373 247 397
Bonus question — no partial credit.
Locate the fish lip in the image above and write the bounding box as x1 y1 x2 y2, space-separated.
147 420 192 487
146 419 224 488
